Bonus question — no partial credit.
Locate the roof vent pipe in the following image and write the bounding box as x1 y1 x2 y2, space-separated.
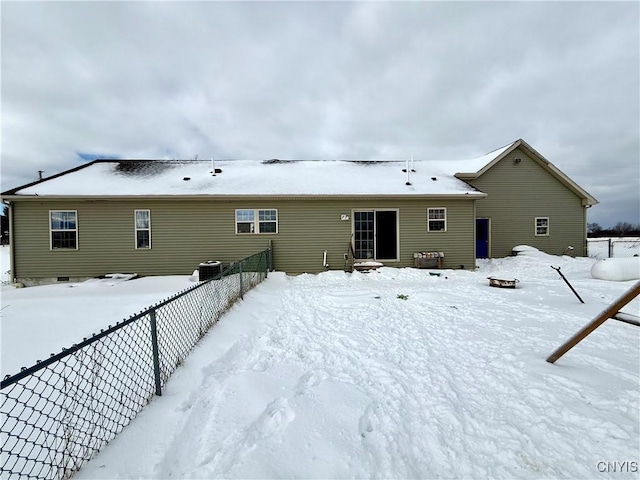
211 159 216 176
37 170 43 181
405 159 412 186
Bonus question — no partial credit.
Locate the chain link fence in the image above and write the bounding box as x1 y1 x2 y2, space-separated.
587 238 640 260
1 248 270 480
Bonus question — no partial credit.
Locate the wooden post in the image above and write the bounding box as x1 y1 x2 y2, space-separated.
547 280 640 364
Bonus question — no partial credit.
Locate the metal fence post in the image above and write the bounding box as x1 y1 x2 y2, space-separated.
149 309 162 396
239 261 244 300
265 249 269 278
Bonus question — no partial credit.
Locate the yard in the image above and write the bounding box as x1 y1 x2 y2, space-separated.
587 237 640 259
1 246 639 478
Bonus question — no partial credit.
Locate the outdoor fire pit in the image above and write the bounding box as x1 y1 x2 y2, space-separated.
487 277 520 288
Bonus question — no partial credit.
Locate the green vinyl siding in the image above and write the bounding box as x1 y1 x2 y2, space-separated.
466 146 588 257
10 197 476 282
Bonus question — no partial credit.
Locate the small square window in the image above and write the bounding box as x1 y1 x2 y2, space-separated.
535 217 549 236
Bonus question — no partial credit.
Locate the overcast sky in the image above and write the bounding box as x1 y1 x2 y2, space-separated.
1 1 638 227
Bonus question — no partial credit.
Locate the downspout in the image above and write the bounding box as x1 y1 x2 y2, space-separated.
472 199 477 269
4 200 15 283
584 205 590 257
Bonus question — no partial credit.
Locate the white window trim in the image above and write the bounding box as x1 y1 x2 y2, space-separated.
135 209 152 249
49 210 78 250
235 209 278 235
535 217 550 236
427 207 447 232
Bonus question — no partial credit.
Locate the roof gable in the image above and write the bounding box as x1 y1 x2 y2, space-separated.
454 139 598 206
1 161 97 196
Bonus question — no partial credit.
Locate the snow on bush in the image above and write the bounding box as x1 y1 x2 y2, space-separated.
591 257 640 281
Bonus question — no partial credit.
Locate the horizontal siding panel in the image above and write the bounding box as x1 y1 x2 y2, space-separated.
468 147 587 257
12 197 477 281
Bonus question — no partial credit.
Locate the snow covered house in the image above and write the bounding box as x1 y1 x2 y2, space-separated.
1 139 597 286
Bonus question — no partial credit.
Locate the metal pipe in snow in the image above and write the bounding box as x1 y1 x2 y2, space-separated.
551 266 584 303
6 200 16 283
323 250 329 268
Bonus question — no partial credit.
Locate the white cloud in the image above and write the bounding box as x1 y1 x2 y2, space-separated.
1 1 638 226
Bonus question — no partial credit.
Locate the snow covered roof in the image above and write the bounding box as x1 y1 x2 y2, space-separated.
5 159 486 198
450 141 516 175
452 138 597 206
1 138 596 204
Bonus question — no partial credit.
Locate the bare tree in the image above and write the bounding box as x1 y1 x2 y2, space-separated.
613 222 635 234
587 222 602 234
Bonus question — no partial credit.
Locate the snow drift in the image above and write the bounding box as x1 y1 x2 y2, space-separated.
591 257 640 281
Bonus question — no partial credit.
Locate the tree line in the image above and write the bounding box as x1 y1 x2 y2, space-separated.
588 222 640 237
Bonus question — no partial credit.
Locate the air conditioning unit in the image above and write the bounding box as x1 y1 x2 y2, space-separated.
198 261 222 281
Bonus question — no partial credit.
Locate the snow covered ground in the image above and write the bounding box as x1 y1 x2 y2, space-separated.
2 246 640 478
0 245 197 377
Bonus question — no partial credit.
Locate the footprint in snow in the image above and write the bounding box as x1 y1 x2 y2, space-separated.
359 402 378 438
198 398 296 473
253 398 296 438
295 370 327 396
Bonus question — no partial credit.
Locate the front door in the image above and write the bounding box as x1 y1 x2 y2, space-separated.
476 218 490 258
353 210 398 261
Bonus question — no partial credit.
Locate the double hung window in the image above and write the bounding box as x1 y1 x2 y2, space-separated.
535 217 549 236
427 208 447 232
135 210 151 248
50 211 78 249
